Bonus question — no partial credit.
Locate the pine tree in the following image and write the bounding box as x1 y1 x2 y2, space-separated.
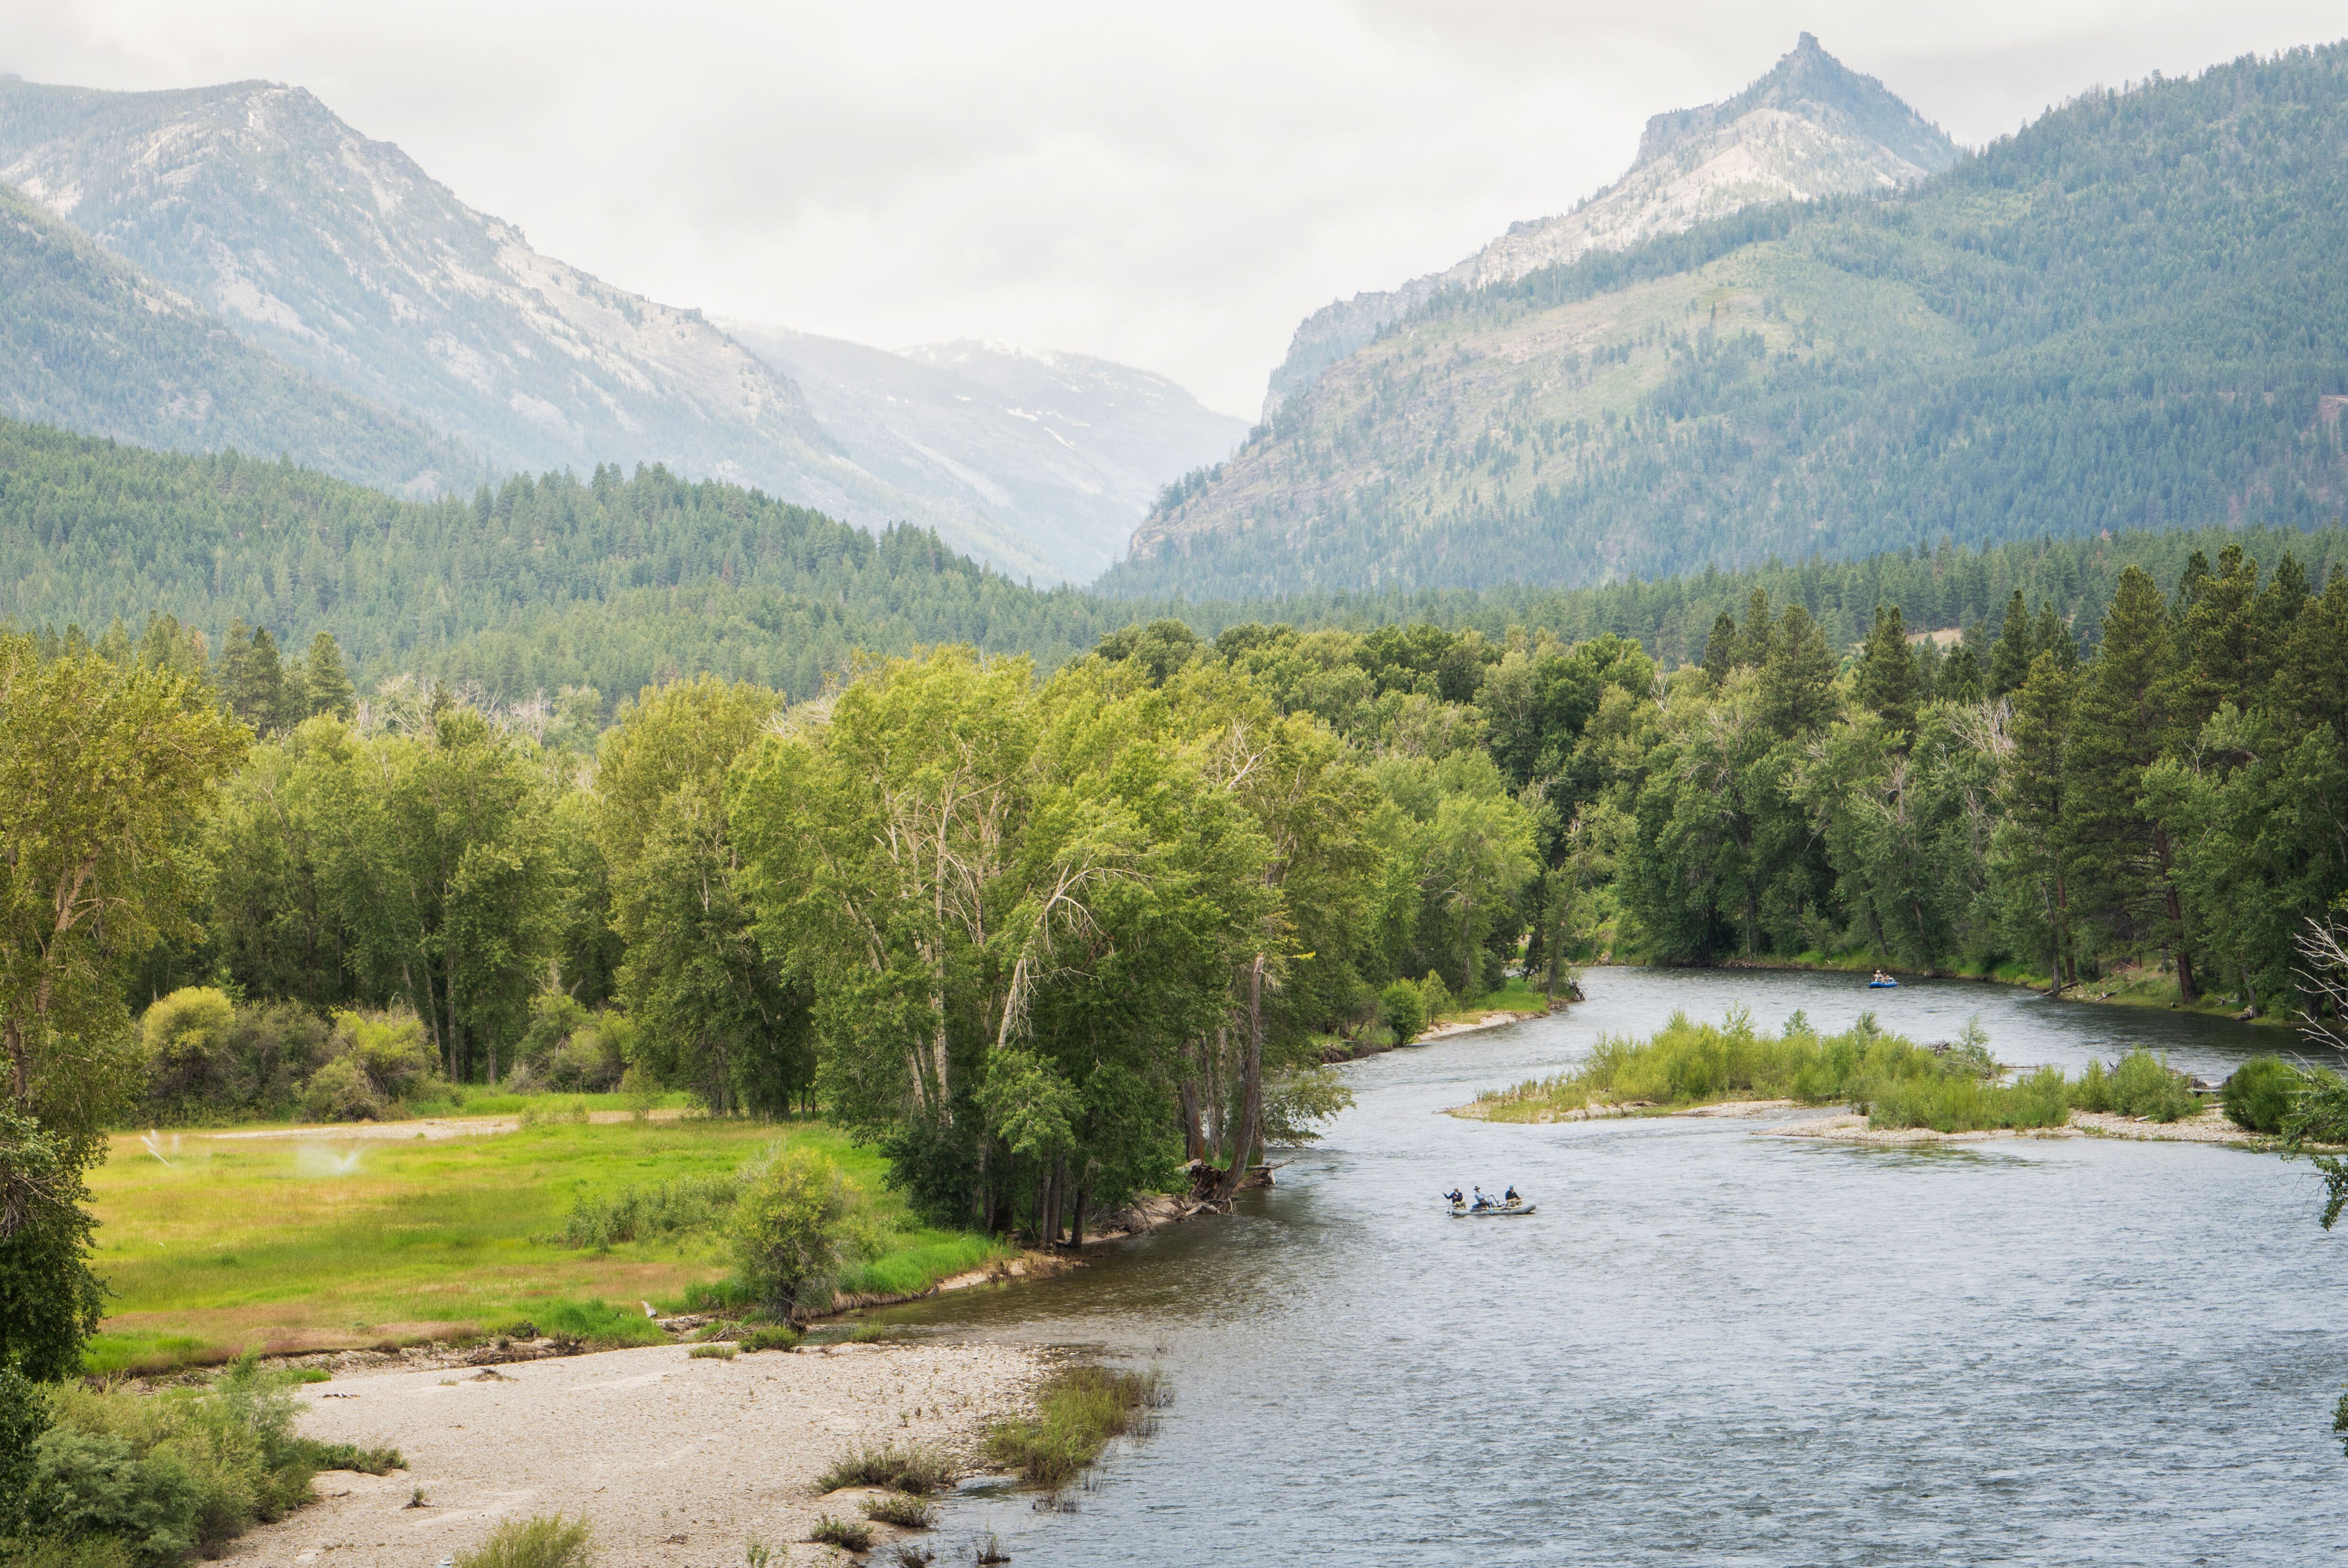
2033 601 2076 674
303 630 357 720
1735 589 1774 670
1988 591 2033 696
2063 566 2197 998
2001 651 2077 990
1759 605 1837 736
221 624 287 737
2166 544 2260 733
1856 604 1915 737
1701 612 1737 687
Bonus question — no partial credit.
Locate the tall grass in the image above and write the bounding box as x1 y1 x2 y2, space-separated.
984 1365 1168 1489
82 1117 1005 1375
560 1172 741 1247
452 1515 594 1568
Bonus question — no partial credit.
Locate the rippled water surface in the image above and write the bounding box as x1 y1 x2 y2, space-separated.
881 969 2348 1565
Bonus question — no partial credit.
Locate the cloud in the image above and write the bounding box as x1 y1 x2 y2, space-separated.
5 0 2343 414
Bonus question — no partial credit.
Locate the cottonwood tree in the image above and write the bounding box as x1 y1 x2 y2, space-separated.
0 637 246 1377
596 676 804 1113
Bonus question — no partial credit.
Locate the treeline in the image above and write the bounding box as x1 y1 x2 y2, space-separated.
13 407 2346 722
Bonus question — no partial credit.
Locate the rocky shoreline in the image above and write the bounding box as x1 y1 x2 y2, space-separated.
222 1338 1050 1568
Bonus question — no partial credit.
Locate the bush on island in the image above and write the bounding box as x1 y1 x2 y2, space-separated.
2222 1056 2302 1134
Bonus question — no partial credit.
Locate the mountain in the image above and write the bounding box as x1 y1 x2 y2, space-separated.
0 77 1032 567
723 326 1248 582
1107 43 2348 601
1260 35 1959 419
0 178 473 493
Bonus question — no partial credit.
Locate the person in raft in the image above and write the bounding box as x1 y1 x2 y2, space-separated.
1504 1186 1520 1204
1445 1188 1465 1206
1872 970 1890 984
1472 1186 1495 1209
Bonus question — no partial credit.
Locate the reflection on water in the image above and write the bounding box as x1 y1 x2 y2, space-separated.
873 968 2348 1565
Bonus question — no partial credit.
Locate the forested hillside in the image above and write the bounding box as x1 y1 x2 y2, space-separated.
7 414 2344 710
0 182 474 494
1116 45 2348 599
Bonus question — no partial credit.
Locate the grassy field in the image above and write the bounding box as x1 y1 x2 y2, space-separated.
83 1114 1012 1377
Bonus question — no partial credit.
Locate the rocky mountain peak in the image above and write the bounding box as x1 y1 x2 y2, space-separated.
1258 36 1958 418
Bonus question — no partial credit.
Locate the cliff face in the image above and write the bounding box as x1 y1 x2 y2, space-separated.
1258 35 1958 419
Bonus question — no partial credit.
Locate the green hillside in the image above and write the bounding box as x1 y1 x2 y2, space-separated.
0 182 474 495
9 414 2345 710
1109 44 2348 599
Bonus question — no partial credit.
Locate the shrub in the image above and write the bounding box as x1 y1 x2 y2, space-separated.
9 1359 393 1566
300 1010 441 1120
2104 1051 2202 1122
563 1172 740 1248
817 1444 955 1496
1418 970 1454 1021
809 1515 873 1552
859 1493 935 1529
741 1326 801 1353
1377 982 1425 1047
2222 1057 2303 1134
299 1056 385 1122
732 1148 873 1317
687 1344 736 1361
139 988 238 1112
984 1365 1166 1489
1 1364 47 1531
454 1514 595 1568
2285 1066 2348 1146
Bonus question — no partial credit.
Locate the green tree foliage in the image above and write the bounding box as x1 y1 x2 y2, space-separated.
0 634 246 1378
731 1147 865 1317
596 677 807 1115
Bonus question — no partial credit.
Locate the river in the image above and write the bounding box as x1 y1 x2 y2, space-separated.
877 967 2348 1565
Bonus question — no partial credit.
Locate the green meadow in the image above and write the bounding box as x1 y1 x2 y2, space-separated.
83 1114 1012 1377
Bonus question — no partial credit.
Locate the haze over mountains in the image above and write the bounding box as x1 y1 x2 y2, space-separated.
1258 35 1961 420
0 76 1239 583
1109 39 2348 601
724 327 1244 583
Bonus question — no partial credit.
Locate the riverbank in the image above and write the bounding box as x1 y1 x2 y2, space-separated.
219 1338 1048 1568
1670 951 2294 1029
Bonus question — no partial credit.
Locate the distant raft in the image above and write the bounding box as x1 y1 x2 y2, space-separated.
1449 1201 1537 1217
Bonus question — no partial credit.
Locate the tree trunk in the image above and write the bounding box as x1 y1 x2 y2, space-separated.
2153 826 2198 1002
1216 956 1267 1200
1070 1181 1087 1250
1179 1076 1205 1163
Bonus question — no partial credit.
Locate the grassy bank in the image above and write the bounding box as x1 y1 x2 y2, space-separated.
1469 1010 2205 1132
83 1116 1011 1377
984 1364 1168 1488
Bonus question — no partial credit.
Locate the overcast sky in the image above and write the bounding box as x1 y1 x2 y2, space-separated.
6 1 2344 415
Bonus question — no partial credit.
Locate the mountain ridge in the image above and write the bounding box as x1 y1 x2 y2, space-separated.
1258 34 1958 419
1107 43 2348 601
0 76 1071 571
0 176 478 493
